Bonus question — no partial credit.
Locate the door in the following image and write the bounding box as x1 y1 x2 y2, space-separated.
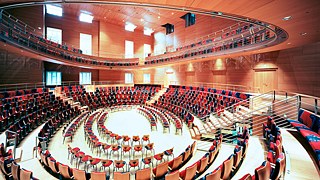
254 70 277 93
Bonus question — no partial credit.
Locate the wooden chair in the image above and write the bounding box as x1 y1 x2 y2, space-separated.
197 156 209 175
90 171 107 180
179 163 197 180
205 166 222 180
72 168 86 180
239 173 253 180
135 168 151 180
19 168 32 180
168 155 182 171
152 161 168 179
254 161 271 180
58 163 72 179
11 161 20 180
165 170 180 180
114 172 130 180
221 155 234 180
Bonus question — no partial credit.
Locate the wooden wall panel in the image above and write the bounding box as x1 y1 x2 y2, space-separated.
99 22 154 58
44 62 99 82
154 15 235 53
45 13 100 56
7 6 44 35
0 49 43 84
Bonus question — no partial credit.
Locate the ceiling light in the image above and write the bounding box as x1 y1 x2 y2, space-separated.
79 12 93 23
104 17 106 19
300 32 307 36
287 42 291 45
140 18 144 22
282 16 292 21
158 16 160 19
171 12 174 15
38 27 42 30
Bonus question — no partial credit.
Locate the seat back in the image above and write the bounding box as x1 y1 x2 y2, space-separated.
72 168 86 180
221 155 234 180
255 161 271 180
90 172 107 180
58 163 72 179
114 172 130 180
233 147 243 169
48 159 59 174
208 147 217 164
183 147 191 162
197 156 209 174
19 168 32 180
165 170 179 180
184 163 197 180
135 168 151 180
169 155 183 171
271 153 286 180
11 161 20 180
154 161 168 178
239 173 253 180
40 152 49 166
206 167 222 180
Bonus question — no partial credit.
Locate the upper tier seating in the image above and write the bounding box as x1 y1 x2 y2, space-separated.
0 14 139 67
145 28 271 65
287 109 320 166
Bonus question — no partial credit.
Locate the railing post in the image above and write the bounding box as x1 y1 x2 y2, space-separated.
297 95 301 120
315 99 318 115
273 90 276 101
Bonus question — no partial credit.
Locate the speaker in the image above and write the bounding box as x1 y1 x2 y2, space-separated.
161 23 174 35
180 13 196 27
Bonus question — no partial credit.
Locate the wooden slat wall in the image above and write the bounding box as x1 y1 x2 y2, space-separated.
7 6 44 35
154 14 236 53
99 22 154 58
45 13 100 56
0 49 43 84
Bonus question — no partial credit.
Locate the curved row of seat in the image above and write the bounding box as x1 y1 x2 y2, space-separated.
68 86 158 110
62 112 89 144
149 105 183 134
0 88 48 100
201 129 249 180
137 107 158 131
287 109 320 167
0 143 38 180
142 105 171 133
238 117 286 180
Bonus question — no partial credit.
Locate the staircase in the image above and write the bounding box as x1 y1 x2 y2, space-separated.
146 87 167 105
198 91 298 143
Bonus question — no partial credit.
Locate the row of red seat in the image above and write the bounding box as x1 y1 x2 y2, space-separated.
0 88 48 99
137 107 158 131
62 112 89 144
239 117 286 179
201 129 249 179
149 105 183 134
0 144 38 179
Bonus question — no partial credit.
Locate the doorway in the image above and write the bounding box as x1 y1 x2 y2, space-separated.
254 69 277 93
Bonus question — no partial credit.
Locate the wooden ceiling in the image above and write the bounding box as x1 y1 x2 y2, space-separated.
60 4 193 32
1 0 320 56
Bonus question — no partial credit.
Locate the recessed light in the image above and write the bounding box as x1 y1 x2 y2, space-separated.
282 16 292 21
158 16 160 19
140 18 144 22
171 12 174 15
104 17 106 19
300 32 307 36
287 42 291 45
38 27 42 30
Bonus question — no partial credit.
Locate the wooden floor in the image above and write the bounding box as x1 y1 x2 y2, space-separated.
0 107 319 180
